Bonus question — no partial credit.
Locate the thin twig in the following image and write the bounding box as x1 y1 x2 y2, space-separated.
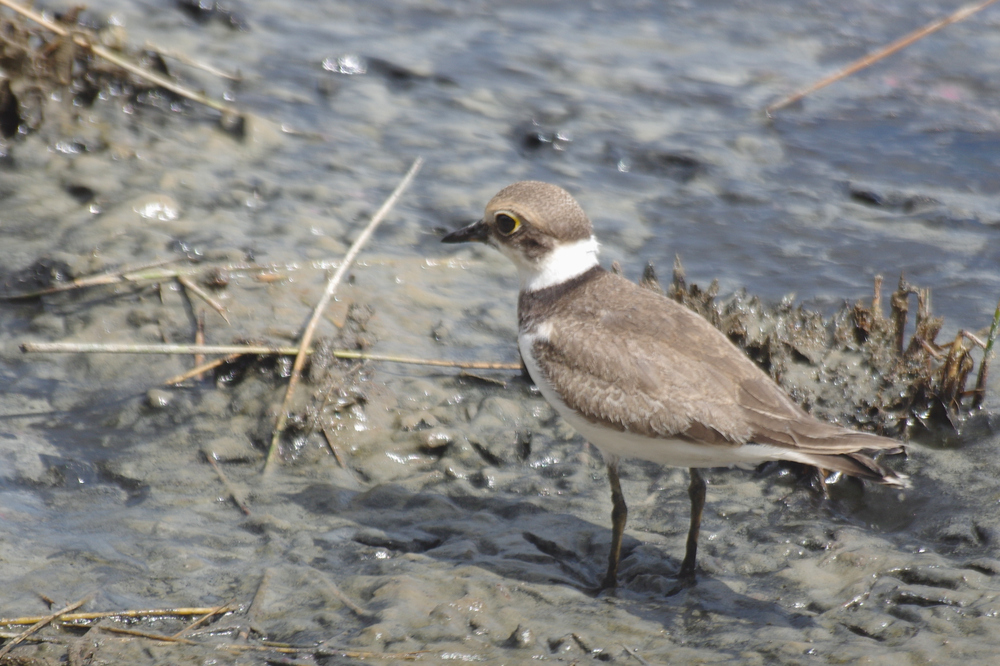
973 296 1000 409
178 275 230 324
21 342 289 355
96 627 428 660
0 607 230 626
1 258 182 299
0 0 241 117
239 569 272 641
766 0 1000 114
232 642 428 659
311 361 364 468
99 626 199 645
3 259 369 300
457 370 508 387
144 41 242 81
164 355 236 385
621 644 651 665
918 337 944 359
203 452 251 515
961 330 987 349
321 423 349 469
193 310 206 373
20 341 519 370
263 157 424 473
170 603 234 639
871 274 883 318
0 595 91 658
319 577 376 621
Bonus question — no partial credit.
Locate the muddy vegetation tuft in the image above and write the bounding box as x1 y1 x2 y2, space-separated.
1 7 157 139
637 257 996 439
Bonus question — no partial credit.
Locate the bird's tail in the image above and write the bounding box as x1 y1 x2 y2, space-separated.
799 450 909 488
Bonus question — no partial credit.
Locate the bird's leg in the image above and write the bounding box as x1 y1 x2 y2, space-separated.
600 461 627 591
677 467 706 583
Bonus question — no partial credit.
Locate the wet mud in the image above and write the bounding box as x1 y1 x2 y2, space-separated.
2 1 1000 664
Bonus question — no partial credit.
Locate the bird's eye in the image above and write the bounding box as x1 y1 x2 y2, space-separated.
495 213 521 236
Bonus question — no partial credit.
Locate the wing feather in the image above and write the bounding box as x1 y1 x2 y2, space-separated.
530 272 900 458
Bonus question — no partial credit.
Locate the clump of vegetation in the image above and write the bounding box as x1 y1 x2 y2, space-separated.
635 258 997 437
0 2 239 143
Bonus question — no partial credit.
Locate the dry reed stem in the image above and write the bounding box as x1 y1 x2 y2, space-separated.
0 595 91 657
3 259 390 300
766 0 1000 114
0 607 231 626
235 643 428 659
263 157 424 473
318 577 375 621
203 452 251 515
871 275 883 317
0 0 241 118
193 311 206 374
458 370 508 387
20 341 520 370
973 297 1000 408
100 626 199 645
177 275 230 324
164 355 235 385
98 627 428 660
320 424 350 468
170 603 234 639
143 41 242 81
1 258 182 299
621 644 652 666
238 569 272 641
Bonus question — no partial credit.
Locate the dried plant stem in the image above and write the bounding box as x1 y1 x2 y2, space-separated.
321 424 349 468
177 275 230 324
871 275 883 317
165 355 236 385
2 258 183 299
203 453 251 515
230 643 427 659
319 577 375 621
0 607 229 626
766 0 1000 114
193 311 206 373
973 297 1000 408
94 626 428 660
22 342 290 355
100 626 199 644
263 157 424 473
144 41 242 81
621 644 652 666
0 595 91 657
170 603 234 639
242 569 272 641
20 341 519 370
0 0 241 118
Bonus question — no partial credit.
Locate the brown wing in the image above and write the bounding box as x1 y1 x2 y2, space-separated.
532 271 901 459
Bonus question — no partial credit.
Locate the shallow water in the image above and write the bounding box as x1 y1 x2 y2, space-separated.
2 0 1000 663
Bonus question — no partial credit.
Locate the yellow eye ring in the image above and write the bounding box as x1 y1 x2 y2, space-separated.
495 213 521 236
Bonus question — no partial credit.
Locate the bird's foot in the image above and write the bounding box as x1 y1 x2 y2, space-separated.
663 567 697 597
577 573 618 597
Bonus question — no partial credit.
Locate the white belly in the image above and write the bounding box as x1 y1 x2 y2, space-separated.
518 331 798 469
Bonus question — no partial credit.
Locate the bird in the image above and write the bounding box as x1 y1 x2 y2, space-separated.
441 180 907 593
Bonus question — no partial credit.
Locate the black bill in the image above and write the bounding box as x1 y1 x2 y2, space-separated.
441 219 489 244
